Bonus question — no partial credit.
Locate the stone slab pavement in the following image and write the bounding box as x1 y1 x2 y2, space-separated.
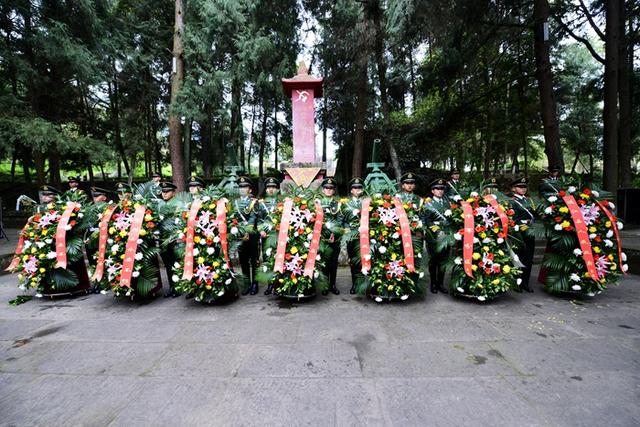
0 264 639 427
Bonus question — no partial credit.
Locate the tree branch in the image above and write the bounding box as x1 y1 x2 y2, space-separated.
553 16 605 64
577 0 605 40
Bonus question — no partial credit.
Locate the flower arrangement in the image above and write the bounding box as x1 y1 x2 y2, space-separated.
356 193 425 301
540 185 627 295
169 195 246 303
91 193 162 298
446 194 521 301
7 198 87 296
257 194 329 298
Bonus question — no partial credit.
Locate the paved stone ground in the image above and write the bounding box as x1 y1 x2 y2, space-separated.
0 263 638 427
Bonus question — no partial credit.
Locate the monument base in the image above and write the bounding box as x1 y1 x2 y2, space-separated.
280 162 326 191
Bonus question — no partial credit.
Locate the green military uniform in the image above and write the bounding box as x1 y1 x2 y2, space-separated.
257 177 280 295
157 181 180 297
86 186 113 293
34 185 60 213
445 168 465 199
340 177 366 294
319 177 342 295
538 168 561 200
232 176 259 295
423 178 449 294
511 176 536 292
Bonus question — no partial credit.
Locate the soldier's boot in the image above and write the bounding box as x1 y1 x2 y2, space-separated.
241 278 252 296
249 282 259 295
329 284 340 295
349 285 356 295
264 284 273 295
430 282 438 294
429 264 438 293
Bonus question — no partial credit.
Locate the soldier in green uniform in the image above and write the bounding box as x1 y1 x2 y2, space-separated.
341 177 365 294
66 176 85 195
158 182 180 297
35 185 60 213
423 179 449 294
90 187 110 204
116 182 133 201
511 177 536 293
445 168 464 199
538 166 561 199
233 176 260 296
319 177 342 296
187 176 205 195
397 172 423 207
87 186 113 293
257 177 281 295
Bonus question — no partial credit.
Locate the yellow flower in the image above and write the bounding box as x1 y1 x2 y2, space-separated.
611 263 617 270
144 214 153 222
212 261 220 268
480 232 487 239
503 265 511 273
492 228 499 234
209 203 216 209
472 265 478 271
605 221 612 228
580 193 589 199
305 227 311 234
370 230 375 236
30 247 37 254
559 206 569 213
491 279 500 285
39 268 45 273
387 285 394 291
607 254 614 261
593 246 601 254
205 285 212 290
467 198 475 202
22 255 29 261
292 277 298 284
212 273 219 280
472 252 481 260
109 227 116 234
498 250 505 256
38 254 45 259
119 230 127 238
139 229 147 236
560 220 571 228
520 225 529 231
290 246 298 254
302 200 308 205
376 199 384 206
41 229 48 236
391 253 397 260
278 278 284 283
482 246 489 252
194 236 201 243
197 256 205 264
588 226 596 233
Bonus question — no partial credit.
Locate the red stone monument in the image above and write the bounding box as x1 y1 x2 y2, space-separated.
281 62 325 189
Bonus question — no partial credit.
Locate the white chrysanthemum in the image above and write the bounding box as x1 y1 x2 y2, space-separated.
35 293 43 298
482 238 491 244
587 292 595 297
134 252 143 261
544 207 553 215
375 297 383 303
497 238 504 244
622 264 629 272
400 295 409 300
571 285 581 291
608 202 615 210
46 251 57 259
514 225 521 231
132 271 140 278
361 268 369 275
77 212 84 218
304 242 310 248
218 290 225 296
517 278 522 285
454 257 462 265
604 239 614 248
45 239 53 244
591 190 599 198
617 221 623 230
125 291 132 296
605 230 614 238
207 247 215 255
554 224 562 231
175 218 181 225
137 239 143 244
477 296 486 301
457 286 464 293
392 232 399 239
195 297 201 302
589 233 597 239
379 246 387 254
316 255 320 260
202 196 211 202
230 226 239 235
567 186 576 194
265 247 272 257
417 252 422 258
172 274 180 283
573 248 582 256
352 209 359 216
314 270 319 278
173 262 180 268
548 196 557 203
193 248 200 256
225 278 232 285
262 265 268 272
473 237 480 244
100 290 108 295
111 244 120 252
212 235 220 243
36 241 46 249
570 273 581 282
470 191 479 197
223 263 229 270
454 233 462 241
419 272 424 278
452 195 462 201
444 209 452 217
621 252 627 261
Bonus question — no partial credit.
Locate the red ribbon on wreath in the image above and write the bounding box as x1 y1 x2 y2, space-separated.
563 195 599 282
216 199 230 266
274 198 294 273
393 197 415 272
119 205 147 288
92 204 117 281
483 195 509 238
595 200 627 275
461 201 475 278
359 198 372 273
55 202 80 269
303 200 324 277
6 222 30 272
182 199 203 280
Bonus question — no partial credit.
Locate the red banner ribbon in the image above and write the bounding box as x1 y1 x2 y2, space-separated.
303 200 325 277
274 198 294 273
483 195 509 238
216 199 230 267
596 200 627 275
359 198 372 273
563 195 599 282
461 201 475 278
393 197 415 272
92 205 117 281
182 199 203 281
55 202 80 269
6 222 30 272
119 205 147 288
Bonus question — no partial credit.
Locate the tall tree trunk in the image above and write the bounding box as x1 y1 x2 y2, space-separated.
617 0 632 187
49 149 61 186
109 70 130 176
533 0 564 171
352 64 367 179
259 99 268 178
602 0 620 191
229 78 243 168
183 118 193 181
34 151 45 185
273 101 279 170
168 0 186 191
202 108 213 179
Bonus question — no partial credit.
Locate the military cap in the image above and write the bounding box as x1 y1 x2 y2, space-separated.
67 176 81 183
90 186 108 197
450 168 461 175
322 177 337 188
116 182 132 193
238 176 253 188
349 177 364 188
40 185 60 195
511 176 529 187
400 172 416 184
152 172 162 179
160 181 177 192
483 177 499 189
430 178 446 189
187 176 205 187
264 177 279 188
549 166 561 173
